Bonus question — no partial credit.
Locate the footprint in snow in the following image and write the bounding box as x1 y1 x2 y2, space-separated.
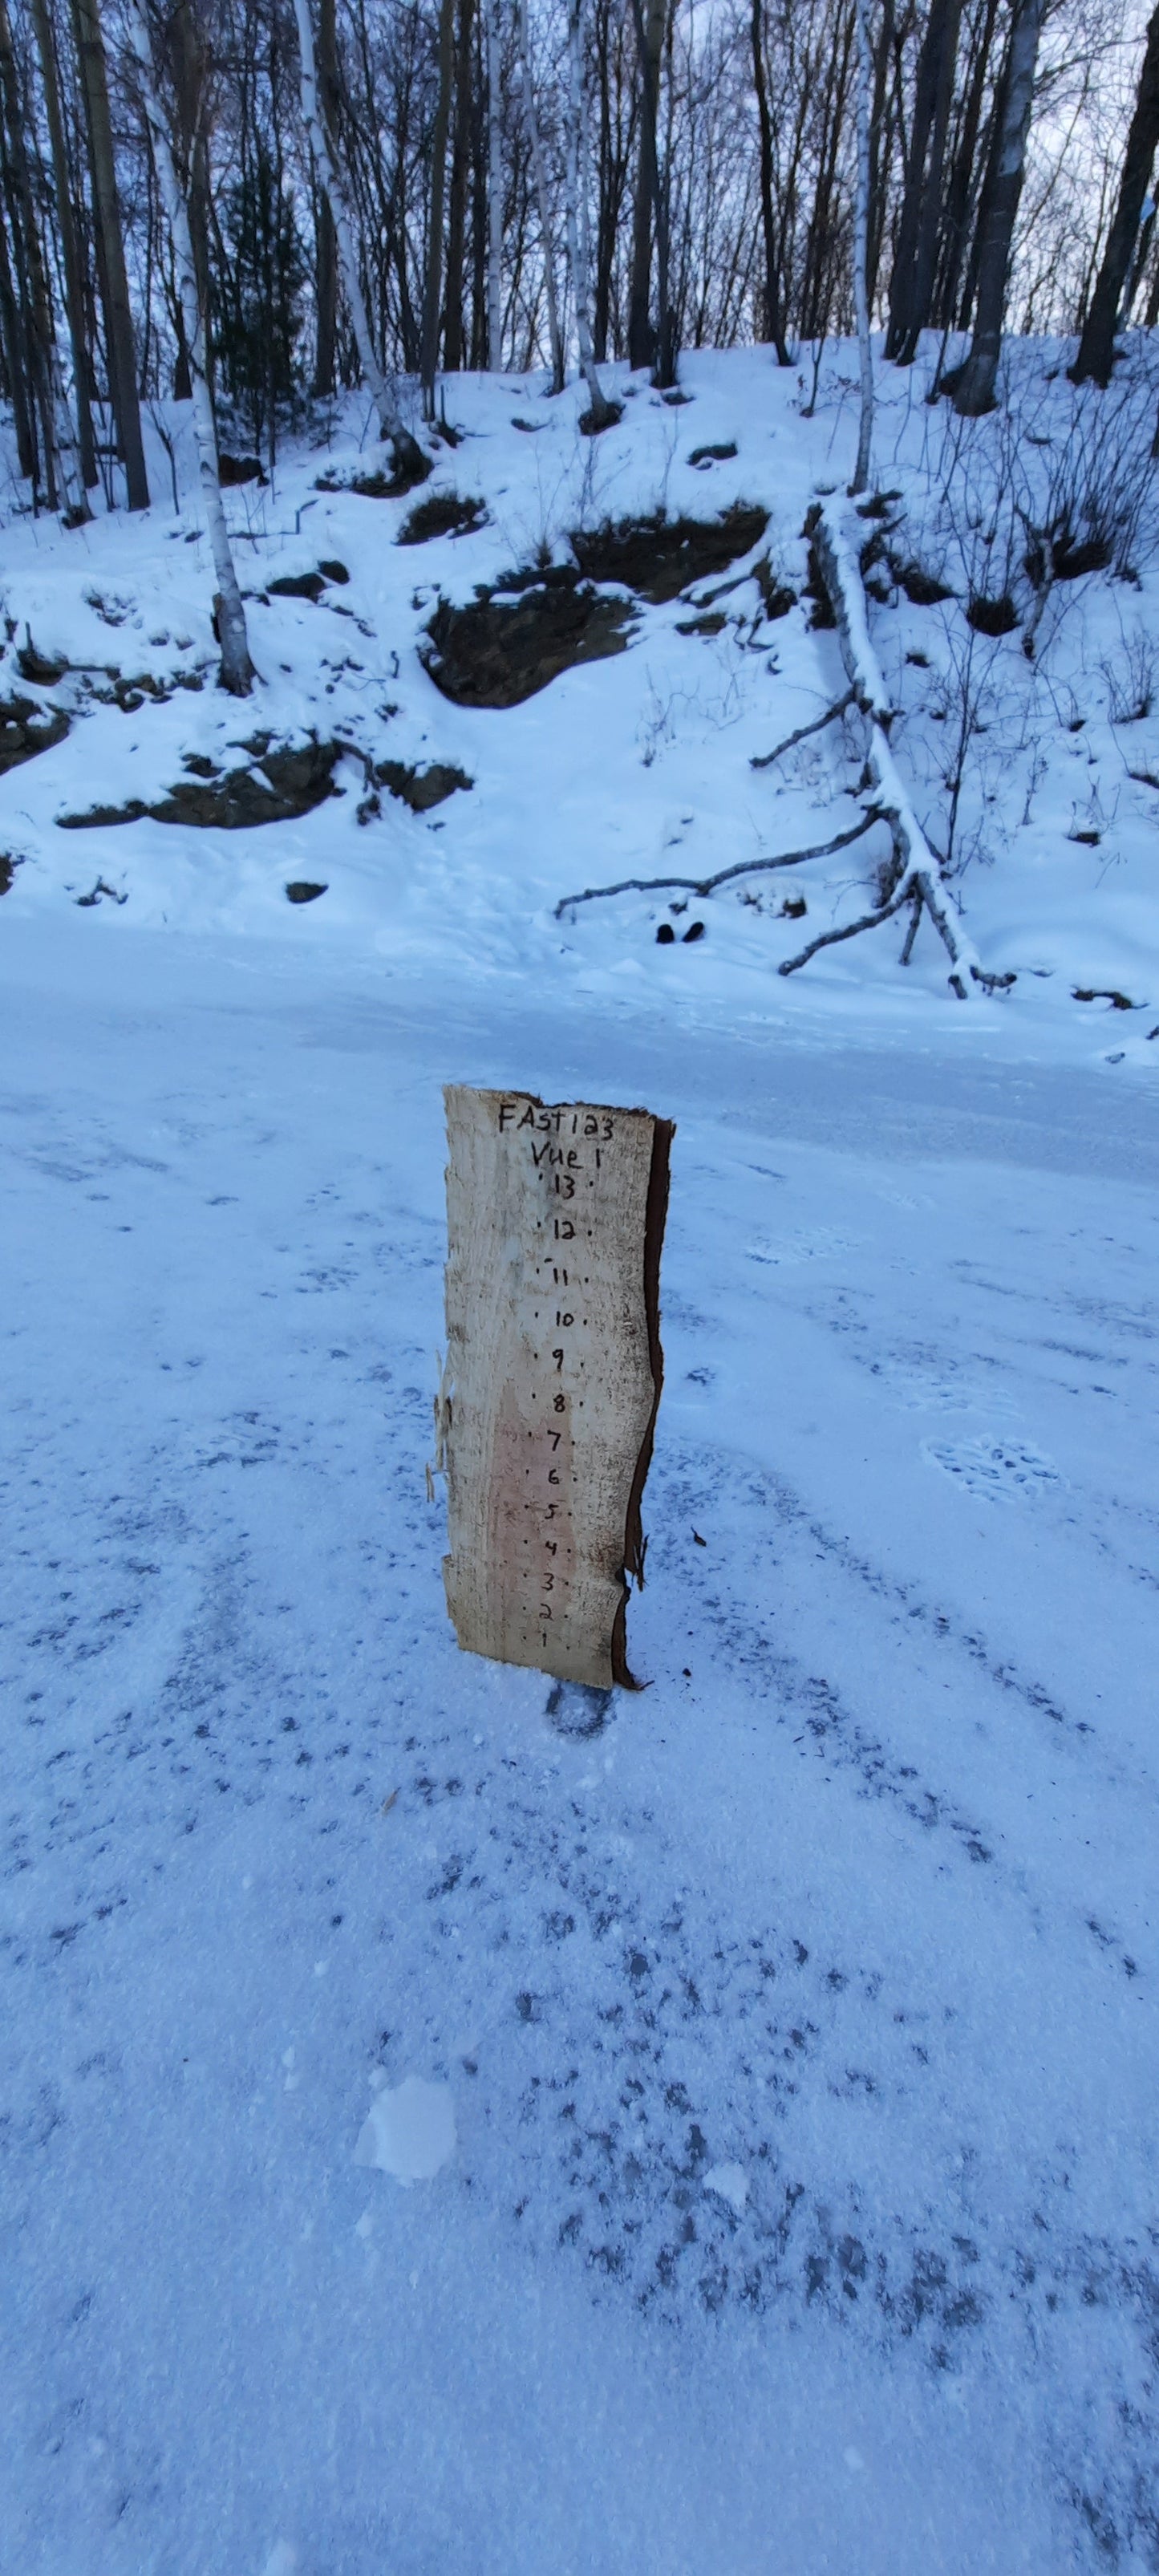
922 1436 1061 1501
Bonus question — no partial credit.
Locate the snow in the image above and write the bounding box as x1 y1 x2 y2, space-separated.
354 2075 457 2182
1 343 1157 2570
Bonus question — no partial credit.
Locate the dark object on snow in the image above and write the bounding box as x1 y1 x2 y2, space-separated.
422 568 633 709
0 852 20 893
966 593 1018 636
0 694 69 773
545 1680 614 1738
1023 522 1110 586
577 400 625 436
375 758 472 812
218 453 266 487
75 878 126 906
782 895 808 919
511 416 548 432
16 634 68 685
655 921 676 943
398 490 488 544
688 442 738 467
318 559 350 584
683 919 705 942
61 738 346 830
676 611 727 637
286 880 328 903
268 570 327 601
1073 987 1136 1009
570 503 768 605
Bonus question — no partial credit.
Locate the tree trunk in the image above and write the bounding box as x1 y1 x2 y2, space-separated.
564 0 614 423
294 0 425 472
444 0 474 368
515 0 563 390
626 0 663 370
951 0 1044 416
0 0 87 519
30 0 96 487
0 178 36 479
1071 3 1159 387
485 0 502 364
887 0 962 363
421 0 456 416
850 0 873 491
126 0 254 694
628 0 675 385
70 0 148 506
313 0 338 393
751 0 789 363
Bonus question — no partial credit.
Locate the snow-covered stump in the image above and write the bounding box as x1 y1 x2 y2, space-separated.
126 0 254 696
294 0 427 484
792 501 993 996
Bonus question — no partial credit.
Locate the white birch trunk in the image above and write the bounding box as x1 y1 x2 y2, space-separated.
124 0 254 694
515 0 564 391
294 0 424 473
564 0 613 424
485 0 503 367
850 0 873 495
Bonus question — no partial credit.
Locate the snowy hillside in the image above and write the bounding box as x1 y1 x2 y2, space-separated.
2 348 1159 2575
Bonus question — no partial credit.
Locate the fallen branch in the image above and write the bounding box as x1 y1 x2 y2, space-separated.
809 501 984 997
780 884 910 976
554 810 883 916
750 689 856 769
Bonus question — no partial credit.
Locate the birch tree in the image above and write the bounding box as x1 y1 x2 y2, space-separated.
125 0 255 695
294 0 428 473
71 0 150 508
565 0 616 425
515 0 564 392
850 0 873 493
485 0 503 366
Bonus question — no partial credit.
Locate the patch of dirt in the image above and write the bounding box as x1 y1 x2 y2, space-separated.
570 502 768 605
967 594 1018 637
267 561 351 602
60 738 346 830
1072 987 1137 1009
0 851 22 893
398 490 488 544
676 611 727 637
286 880 327 903
688 442 737 467
218 453 266 486
0 695 69 775
375 758 473 812
16 635 68 685
422 568 634 708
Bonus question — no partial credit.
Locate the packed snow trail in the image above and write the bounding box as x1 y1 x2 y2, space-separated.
2 913 1156 2574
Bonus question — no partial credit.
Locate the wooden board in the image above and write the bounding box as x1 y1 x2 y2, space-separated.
440 1085 673 1687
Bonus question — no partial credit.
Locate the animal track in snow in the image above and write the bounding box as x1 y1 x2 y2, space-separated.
922 1436 1061 1502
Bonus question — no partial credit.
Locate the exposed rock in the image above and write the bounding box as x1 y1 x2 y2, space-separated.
268 570 328 602
688 442 737 467
60 737 346 830
16 635 68 684
0 852 21 894
286 880 327 903
570 503 768 605
398 491 488 544
317 451 432 501
422 567 634 708
375 758 473 812
0 695 69 775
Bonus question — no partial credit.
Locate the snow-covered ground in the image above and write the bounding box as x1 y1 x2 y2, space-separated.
2 348 1157 2570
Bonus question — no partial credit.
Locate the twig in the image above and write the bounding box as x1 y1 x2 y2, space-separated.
780 884 910 976
750 689 856 769
554 810 884 916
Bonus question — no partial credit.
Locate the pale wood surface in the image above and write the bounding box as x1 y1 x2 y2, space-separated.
441 1085 671 1686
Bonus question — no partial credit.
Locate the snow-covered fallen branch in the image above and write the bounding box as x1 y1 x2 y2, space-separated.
792 502 997 997
554 812 883 915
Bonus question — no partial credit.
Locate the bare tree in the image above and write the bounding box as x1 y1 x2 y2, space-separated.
950 0 1046 416
565 0 616 422
126 0 254 693
485 0 503 363
420 0 455 416
514 0 564 388
850 0 873 491
1071 2 1159 388
71 0 149 505
30 0 96 488
0 0 88 518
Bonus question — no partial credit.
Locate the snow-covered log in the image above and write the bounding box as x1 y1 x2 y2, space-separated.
125 0 254 696
795 501 988 995
294 0 427 481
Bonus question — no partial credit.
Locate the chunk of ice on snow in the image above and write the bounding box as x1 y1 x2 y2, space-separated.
703 2162 748 2212
353 2075 456 2185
